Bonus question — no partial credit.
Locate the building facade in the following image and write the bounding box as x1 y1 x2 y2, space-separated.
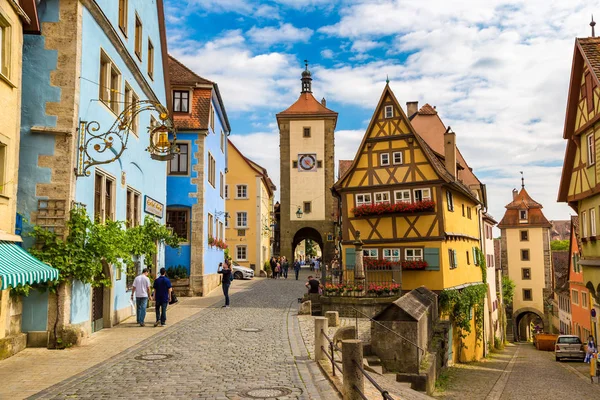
482 213 501 346
499 186 553 341
18 0 170 342
333 85 486 363
568 216 593 340
225 139 275 273
276 65 337 267
553 250 570 334
165 55 230 296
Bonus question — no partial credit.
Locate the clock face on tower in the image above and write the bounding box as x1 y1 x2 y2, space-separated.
298 154 317 172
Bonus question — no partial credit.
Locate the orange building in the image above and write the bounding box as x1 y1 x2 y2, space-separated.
569 216 593 341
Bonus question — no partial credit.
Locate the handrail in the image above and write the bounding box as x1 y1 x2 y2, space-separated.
321 329 342 376
353 360 394 400
352 385 369 400
321 345 343 375
351 307 426 357
321 329 342 352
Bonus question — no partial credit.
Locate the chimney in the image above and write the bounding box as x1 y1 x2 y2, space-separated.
444 126 457 179
406 101 418 118
512 189 518 200
321 97 327 107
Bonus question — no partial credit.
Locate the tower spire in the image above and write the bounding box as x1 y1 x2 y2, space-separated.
591 15 596 37
301 59 312 93
520 171 525 189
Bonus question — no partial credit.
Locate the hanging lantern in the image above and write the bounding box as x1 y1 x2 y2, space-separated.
148 123 178 161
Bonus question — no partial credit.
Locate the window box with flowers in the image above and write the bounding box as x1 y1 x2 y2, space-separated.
208 237 228 250
364 258 400 271
352 200 435 217
366 283 401 296
401 260 428 270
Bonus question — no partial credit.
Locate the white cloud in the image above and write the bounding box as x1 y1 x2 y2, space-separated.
350 39 380 53
321 49 335 59
247 23 314 46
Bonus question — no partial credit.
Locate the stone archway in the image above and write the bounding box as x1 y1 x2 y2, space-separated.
513 307 545 341
292 227 324 256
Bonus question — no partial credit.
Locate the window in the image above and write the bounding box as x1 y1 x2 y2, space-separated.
126 187 141 227
93 172 115 223
582 211 588 237
448 249 457 269
394 190 411 204
124 83 139 136
317 160 323 168
591 208 597 237
220 130 225 153
523 289 533 301
168 143 189 175
588 133 596 166
374 192 390 205
572 289 579 305
383 249 400 262
118 0 128 35
582 292 588 308
446 191 454 211
207 213 214 239
520 230 529 241
380 153 390 166
462 204 465 216
384 105 393 118
466 251 470 265
147 39 154 79
208 153 216 187
363 249 378 259
220 172 224 198
392 152 403 165
225 184 229 199
0 10 11 80
467 207 471 219
303 127 311 138
218 221 224 240
0 143 5 195
413 188 431 202
292 160 298 168
166 209 189 241
405 248 423 261
236 185 248 199
236 212 248 228
303 201 312 213
355 194 372 206
236 245 248 261
521 249 530 261
519 209 528 222
210 105 215 132
173 90 189 113
134 14 142 59
99 51 121 114
522 268 531 280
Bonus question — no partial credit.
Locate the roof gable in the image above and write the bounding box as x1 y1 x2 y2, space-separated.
168 55 213 86
277 92 338 118
227 139 276 196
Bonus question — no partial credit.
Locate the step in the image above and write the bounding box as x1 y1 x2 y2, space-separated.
363 343 373 356
365 355 382 366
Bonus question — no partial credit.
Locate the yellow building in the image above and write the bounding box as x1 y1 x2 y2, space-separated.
498 185 552 341
333 84 485 362
226 139 275 274
558 33 600 340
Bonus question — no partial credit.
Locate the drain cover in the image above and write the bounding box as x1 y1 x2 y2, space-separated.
240 387 293 398
239 328 262 332
134 353 173 361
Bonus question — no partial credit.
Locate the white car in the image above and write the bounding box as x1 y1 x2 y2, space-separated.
555 335 585 361
231 262 254 280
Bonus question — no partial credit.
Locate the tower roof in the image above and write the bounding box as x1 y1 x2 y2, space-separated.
498 187 551 228
277 92 338 118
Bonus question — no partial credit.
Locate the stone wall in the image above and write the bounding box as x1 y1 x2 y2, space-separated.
371 320 421 373
320 295 400 318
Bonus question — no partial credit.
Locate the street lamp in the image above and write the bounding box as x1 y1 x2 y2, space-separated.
296 207 303 219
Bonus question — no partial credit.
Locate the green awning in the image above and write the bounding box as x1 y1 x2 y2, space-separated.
0 241 59 290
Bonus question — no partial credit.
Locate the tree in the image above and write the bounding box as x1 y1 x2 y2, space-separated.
550 240 569 251
502 276 516 305
305 239 317 258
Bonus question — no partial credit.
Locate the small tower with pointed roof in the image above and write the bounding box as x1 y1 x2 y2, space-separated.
498 179 553 341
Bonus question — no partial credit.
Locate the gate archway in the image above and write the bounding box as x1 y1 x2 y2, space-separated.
513 307 545 341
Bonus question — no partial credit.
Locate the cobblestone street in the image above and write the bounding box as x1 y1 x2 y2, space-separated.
3 271 336 400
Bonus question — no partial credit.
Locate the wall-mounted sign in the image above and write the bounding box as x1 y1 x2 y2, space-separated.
144 195 164 218
327 233 334 242
298 154 317 172
592 309 597 318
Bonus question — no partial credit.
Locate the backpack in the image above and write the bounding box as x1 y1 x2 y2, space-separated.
229 270 234 282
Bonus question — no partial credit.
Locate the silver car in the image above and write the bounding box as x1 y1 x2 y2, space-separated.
555 335 585 361
231 262 254 280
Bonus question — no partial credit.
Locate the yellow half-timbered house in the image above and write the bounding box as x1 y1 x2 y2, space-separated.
333 84 485 362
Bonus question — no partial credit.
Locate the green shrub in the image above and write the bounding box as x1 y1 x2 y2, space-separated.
264 261 271 274
166 265 188 279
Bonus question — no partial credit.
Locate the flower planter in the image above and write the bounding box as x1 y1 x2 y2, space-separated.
401 260 428 270
351 200 435 218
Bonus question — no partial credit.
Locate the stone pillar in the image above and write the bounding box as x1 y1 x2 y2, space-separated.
315 317 328 361
353 231 365 290
342 339 364 400
325 311 339 327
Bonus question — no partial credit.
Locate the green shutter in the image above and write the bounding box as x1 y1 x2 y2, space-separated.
345 248 356 270
424 248 440 271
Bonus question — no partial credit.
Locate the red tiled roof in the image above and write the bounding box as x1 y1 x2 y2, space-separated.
418 103 437 115
498 187 551 228
277 92 338 117
172 88 211 131
168 55 213 86
504 188 543 209
579 37 600 79
338 160 353 180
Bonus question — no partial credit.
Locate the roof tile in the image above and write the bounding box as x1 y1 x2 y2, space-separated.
277 92 337 117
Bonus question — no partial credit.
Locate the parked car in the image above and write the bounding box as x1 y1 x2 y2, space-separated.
555 335 585 361
231 262 254 280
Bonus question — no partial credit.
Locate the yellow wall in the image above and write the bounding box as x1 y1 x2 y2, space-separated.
452 317 484 363
0 0 23 235
579 195 600 258
289 119 325 221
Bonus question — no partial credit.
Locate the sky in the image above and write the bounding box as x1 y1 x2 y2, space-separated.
165 0 598 224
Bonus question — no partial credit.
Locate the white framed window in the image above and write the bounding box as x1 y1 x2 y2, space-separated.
405 248 423 261
380 153 390 166
363 249 378 259
0 12 12 80
236 245 248 261
588 133 596 166
118 0 128 36
126 186 141 227
413 188 431 202
207 213 214 238
394 190 411 204
173 90 190 113
384 105 393 119
583 211 589 237
225 184 229 199
134 13 142 60
220 130 225 153
236 185 248 199
592 208 597 237
217 221 224 241
99 50 121 114
383 248 400 262
446 190 454 211
208 153 216 187
374 192 390 205
448 249 457 269
582 291 589 308
93 170 116 223
572 289 579 305
236 212 248 228
519 209 528 221
124 82 139 136
392 152 403 165
355 193 372 206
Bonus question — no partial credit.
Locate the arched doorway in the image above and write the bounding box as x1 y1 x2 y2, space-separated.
292 228 324 274
513 308 545 341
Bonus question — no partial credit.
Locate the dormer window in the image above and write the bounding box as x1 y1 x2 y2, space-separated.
519 209 528 222
384 105 393 118
173 90 189 112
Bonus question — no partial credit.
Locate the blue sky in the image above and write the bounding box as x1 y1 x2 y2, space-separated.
165 0 598 223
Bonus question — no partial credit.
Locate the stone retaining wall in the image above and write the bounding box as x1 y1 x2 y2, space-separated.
319 295 400 318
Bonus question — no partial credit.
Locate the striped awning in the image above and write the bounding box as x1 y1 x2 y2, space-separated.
0 241 59 290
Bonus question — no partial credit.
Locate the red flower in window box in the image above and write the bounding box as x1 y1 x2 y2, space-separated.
364 258 400 270
401 260 428 270
351 200 435 217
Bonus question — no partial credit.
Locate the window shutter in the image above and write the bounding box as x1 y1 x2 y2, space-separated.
453 250 458 268
424 248 440 271
345 247 356 270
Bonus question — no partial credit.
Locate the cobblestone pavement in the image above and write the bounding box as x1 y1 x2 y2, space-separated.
27 270 337 400
436 343 600 399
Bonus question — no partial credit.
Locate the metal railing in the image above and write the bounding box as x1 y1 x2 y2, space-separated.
354 360 394 400
320 329 342 377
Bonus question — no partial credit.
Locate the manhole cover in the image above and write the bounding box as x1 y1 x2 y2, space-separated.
240 387 293 398
239 328 262 332
134 353 173 361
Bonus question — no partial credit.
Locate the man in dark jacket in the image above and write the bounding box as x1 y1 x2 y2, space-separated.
293 259 301 280
270 257 277 279
152 268 172 327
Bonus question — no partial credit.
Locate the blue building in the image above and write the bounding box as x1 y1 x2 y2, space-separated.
18 0 171 343
165 56 230 296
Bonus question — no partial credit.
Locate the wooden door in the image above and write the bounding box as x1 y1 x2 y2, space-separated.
92 284 104 332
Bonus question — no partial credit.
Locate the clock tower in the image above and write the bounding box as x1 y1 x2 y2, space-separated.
276 63 338 265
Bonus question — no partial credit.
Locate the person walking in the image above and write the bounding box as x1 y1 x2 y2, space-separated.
218 262 232 307
305 275 321 294
294 259 301 280
586 335 597 363
282 256 289 279
152 267 172 327
314 257 320 276
131 268 151 326
270 257 277 279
